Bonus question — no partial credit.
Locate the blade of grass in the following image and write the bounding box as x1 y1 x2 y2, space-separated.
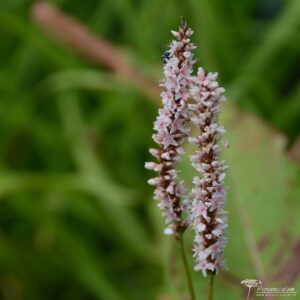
56 225 126 300
0 10 80 68
56 91 153 261
0 172 134 206
229 0 300 100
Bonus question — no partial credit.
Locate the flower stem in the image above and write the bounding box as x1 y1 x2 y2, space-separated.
208 273 215 300
178 233 196 300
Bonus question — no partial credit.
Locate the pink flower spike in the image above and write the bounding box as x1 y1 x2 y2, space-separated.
189 65 228 276
146 20 196 236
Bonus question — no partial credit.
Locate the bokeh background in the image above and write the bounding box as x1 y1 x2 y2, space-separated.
0 0 300 299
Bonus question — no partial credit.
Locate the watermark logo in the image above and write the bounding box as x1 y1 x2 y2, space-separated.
241 279 262 298
240 279 297 298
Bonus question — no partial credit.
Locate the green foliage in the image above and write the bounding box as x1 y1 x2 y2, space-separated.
0 0 299 299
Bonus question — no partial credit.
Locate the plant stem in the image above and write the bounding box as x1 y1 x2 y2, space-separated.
178 233 196 300
208 273 215 300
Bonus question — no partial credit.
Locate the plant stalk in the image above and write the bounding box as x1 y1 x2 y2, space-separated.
208 273 215 300
178 233 196 300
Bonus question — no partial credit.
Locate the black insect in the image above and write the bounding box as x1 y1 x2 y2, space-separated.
161 47 171 65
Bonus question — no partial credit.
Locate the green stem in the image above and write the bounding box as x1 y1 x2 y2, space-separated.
178 233 196 300
208 273 215 300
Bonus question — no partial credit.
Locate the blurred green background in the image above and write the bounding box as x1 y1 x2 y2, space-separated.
0 0 300 299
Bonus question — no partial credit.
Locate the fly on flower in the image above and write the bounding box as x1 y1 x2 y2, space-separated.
160 46 171 65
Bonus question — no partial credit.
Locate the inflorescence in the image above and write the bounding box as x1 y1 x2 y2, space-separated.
189 68 228 276
145 21 195 236
146 20 229 276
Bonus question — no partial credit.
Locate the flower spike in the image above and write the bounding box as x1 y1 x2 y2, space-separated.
146 22 196 237
189 67 228 276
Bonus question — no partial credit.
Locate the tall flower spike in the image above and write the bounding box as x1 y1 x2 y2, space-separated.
145 21 196 237
189 67 228 276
